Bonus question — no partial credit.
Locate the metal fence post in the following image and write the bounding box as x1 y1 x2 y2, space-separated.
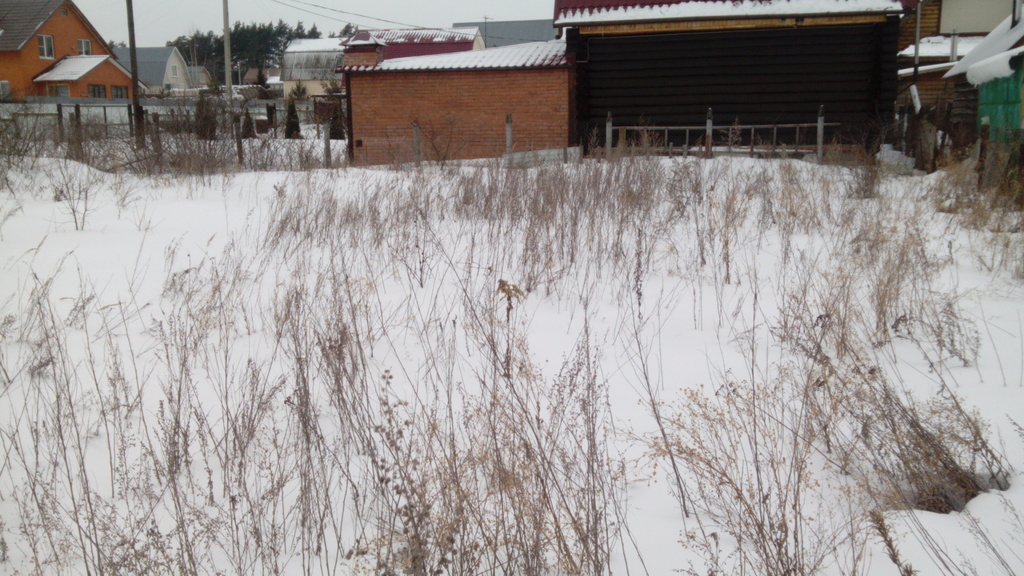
605 112 613 157
412 121 421 164
506 112 513 158
705 108 713 159
817 105 825 163
324 115 332 168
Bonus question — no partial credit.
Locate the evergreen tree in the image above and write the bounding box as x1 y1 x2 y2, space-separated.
242 109 255 139
285 98 301 139
329 97 345 140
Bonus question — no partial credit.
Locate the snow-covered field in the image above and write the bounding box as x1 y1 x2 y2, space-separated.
1 154 1023 576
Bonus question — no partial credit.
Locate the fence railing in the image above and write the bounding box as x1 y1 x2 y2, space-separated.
602 109 840 161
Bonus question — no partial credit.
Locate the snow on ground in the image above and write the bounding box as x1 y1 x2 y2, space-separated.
1 154 1023 576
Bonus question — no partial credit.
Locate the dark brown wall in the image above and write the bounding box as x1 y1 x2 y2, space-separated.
571 17 900 144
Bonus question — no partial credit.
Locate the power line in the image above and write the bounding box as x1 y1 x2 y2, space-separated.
264 0 361 27
278 0 422 29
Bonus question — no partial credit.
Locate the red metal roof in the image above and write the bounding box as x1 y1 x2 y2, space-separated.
342 28 481 60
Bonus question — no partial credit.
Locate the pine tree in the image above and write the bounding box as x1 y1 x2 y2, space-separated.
285 98 301 139
242 109 255 139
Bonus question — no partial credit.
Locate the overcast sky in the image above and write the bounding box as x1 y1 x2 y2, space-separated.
74 0 555 46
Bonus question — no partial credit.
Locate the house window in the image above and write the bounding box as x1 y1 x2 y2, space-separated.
38 35 54 59
88 84 106 98
47 85 69 98
0 81 10 99
77 39 91 55
61 8 67 16
171 65 178 78
112 85 128 99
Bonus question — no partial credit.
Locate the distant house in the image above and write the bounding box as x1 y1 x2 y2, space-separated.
453 20 556 48
556 0 909 148
281 38 346 98
344 40 571 165
111 46 191 94
898 0 1009 117
187 65 212 89
944 13 1024 141
243 67 281 85
0 0 134 100
340 28 484 67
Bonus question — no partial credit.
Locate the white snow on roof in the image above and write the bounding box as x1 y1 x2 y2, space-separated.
34 56 110 82
966 45 1024 85
897 61 956 77
555 0 905 26
346 40 567 72
898 35 984 59
285 38 346 53
946 15 1024 78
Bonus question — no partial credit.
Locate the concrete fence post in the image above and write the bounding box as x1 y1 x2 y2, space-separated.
412 121 421 164
705 108 713 159
817 105 825 163
56 103 65 143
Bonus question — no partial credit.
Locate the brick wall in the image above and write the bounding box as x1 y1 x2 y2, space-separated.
348 68 571 165
343 49 382 68
0 1 121 99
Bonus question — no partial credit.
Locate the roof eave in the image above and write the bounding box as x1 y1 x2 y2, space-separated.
344 64 571 74
554 8 906 28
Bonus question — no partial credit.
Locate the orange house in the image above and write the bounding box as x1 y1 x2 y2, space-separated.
0 0 133 100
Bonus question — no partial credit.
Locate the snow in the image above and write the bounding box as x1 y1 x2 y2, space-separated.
947 14 1024 79
345 39 568 71
898 35 985 59
897 61 957 77
33 55 111 82
2 153 1024 576
284 38 346 53
555 0 905 25
967 45 1024 85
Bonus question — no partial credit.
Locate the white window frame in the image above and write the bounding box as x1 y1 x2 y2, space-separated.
77 39 91 55
171 65 178 78
38 35 54 59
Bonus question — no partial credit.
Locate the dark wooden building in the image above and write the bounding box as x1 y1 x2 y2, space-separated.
556 0 912 146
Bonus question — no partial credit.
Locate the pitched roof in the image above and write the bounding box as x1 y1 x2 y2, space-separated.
554 0 910 26
342 27 481 47
898 35 984 59
946 15 1024 78
344 40 569 73
32 54 128 82
453 19 556 48
284 38 346 53
0 0 66 51
110 46 184 87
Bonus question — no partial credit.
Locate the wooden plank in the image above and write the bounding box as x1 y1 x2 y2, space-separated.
579 15 887 36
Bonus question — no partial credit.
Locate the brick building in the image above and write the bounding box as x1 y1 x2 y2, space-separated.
0 0 132 100
343 41 571 165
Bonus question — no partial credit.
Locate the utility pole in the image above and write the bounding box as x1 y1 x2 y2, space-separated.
125 0 144 147
223 0 232 95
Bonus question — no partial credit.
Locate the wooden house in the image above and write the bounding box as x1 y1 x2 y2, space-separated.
898 0 1009 116
111 46 191 94
0 0 133 100
944 13 1024 141
343 41 571 165
555 0 910 148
